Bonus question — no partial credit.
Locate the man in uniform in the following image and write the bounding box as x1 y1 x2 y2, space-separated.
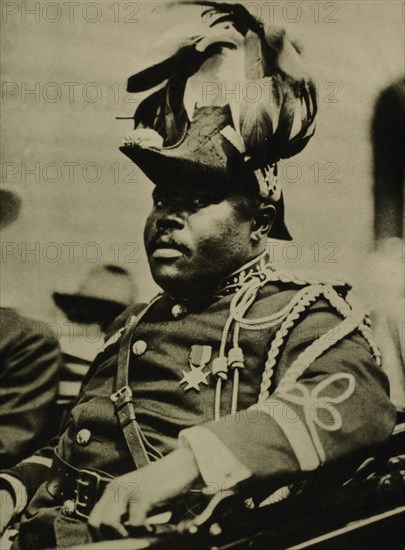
0 189 61 469
0 4 396 549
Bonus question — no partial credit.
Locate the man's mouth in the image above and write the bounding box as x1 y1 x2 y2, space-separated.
152 247 184 259
148 239 189 260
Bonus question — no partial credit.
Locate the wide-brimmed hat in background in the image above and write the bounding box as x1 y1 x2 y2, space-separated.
53 264 136 330
0 189 21 229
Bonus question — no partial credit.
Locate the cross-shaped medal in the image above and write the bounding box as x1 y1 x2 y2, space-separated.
179 345 212 391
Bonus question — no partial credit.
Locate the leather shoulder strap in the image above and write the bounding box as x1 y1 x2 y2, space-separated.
111 295 162 469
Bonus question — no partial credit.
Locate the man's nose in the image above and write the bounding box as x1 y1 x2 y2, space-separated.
156 204 186 232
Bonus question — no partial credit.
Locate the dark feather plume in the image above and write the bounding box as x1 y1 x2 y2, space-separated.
128 1 317 167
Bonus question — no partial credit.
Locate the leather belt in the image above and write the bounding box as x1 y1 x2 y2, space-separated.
47 451 113 520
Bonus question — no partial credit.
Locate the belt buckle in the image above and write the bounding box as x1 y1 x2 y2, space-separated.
110 385 132 404
74 469 103 519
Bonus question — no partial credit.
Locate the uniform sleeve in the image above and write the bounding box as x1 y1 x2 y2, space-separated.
0 435 60 510
189 304 397 487
0 318 61 469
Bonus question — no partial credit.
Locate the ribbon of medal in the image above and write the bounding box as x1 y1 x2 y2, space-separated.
179 345 212 391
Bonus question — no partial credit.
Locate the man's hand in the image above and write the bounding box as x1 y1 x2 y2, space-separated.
88 447 201 539
0 490 15 534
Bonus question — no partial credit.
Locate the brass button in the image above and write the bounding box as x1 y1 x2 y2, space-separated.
171 304 187 319
76 428 91 446
132 340 147 356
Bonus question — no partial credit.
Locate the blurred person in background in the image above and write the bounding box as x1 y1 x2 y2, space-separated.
52 264 137 418
0 189 62 468
362 77 405 416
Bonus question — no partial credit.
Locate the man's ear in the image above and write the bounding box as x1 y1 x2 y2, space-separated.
251 204 276 243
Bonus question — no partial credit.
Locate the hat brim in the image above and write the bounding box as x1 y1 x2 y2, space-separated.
120 145 227 187
52 293 127 328
120 145 292 241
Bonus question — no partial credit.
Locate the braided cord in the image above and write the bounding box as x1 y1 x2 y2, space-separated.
358 321 382 366
274 285 372 393
212 259 360 418
227 272 329 410
258 285 325 402
277 309 366 393
266 267 349 289
230 272 329 329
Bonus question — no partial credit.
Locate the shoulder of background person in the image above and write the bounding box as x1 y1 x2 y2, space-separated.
0 306 59 346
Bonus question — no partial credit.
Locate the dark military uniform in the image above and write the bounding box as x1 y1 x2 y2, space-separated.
3 253 396 549
0 308 61 469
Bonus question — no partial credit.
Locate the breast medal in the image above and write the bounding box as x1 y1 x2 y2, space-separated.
179 345 212 391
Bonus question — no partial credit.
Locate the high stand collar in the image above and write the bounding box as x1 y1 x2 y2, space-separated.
167 251 275 309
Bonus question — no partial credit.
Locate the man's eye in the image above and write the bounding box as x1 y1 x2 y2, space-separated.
192 196 211 208
153 196 167 208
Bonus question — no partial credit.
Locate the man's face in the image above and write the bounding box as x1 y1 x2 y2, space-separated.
144 180 257 298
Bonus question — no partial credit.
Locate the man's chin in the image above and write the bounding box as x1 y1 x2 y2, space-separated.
149 260 188 292
149 261 215 299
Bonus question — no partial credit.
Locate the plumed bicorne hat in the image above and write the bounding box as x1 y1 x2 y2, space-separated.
53 265 136 330
120 1 317 240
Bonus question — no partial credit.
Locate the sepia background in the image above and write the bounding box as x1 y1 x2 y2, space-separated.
1 0 404 324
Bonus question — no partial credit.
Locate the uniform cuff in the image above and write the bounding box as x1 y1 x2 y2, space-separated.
251 399 320 471
179 425 252 494
0 473 27 514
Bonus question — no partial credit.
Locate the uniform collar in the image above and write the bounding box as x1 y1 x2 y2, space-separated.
213 250 274 298
167 251 274 312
